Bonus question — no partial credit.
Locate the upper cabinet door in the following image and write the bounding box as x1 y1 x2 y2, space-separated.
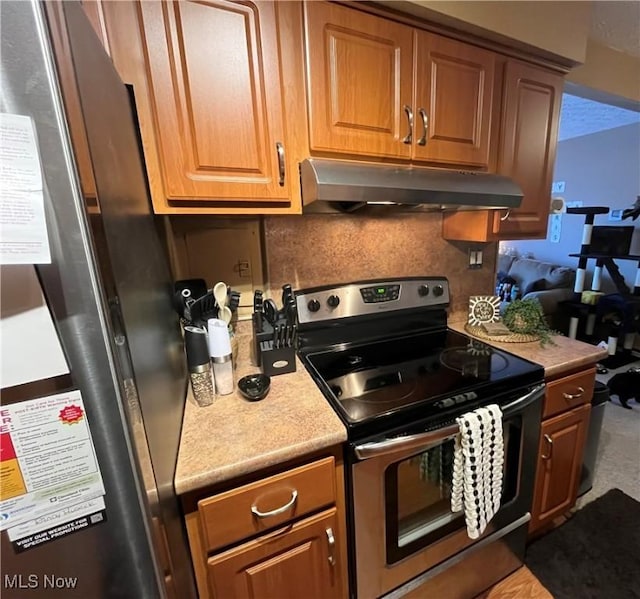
413 31 495 167
496 61 562 238
304 2 413 160
138 0 290 201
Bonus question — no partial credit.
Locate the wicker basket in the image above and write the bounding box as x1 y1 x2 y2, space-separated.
464 323 540 343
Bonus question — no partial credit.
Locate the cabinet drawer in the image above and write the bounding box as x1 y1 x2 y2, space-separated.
198 457 336 552
544 367 595 419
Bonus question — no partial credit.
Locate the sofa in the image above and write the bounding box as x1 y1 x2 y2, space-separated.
497 255 576 320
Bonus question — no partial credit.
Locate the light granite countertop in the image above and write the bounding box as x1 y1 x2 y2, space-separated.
448 320 608 378
174 326 347 496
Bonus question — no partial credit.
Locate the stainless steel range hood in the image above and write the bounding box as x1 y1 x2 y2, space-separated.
300 158 523 212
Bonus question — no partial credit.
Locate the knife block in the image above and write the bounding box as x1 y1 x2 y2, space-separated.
251 314 273 367
260 340 296 377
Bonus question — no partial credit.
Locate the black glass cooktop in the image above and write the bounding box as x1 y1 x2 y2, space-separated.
302 329 543 430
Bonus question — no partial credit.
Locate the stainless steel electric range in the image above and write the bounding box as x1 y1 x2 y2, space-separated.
295 277 545 599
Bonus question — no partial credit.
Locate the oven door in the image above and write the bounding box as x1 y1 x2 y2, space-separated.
350 383 544 599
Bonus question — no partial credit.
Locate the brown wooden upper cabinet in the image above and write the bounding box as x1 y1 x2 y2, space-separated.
137 0 293 207
442 60 563 241
497 61 563 238
304 1 496 168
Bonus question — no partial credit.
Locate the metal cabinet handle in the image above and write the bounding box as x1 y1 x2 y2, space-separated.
417 108 428 146
500 209 511 222
326 527 336 566
251 489 298 518
563 387 585 401
276 142 285 186
402 105 413 144
541 434 553 460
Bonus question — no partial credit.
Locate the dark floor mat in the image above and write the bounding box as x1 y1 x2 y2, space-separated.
526 489 640 599
599 353 640 369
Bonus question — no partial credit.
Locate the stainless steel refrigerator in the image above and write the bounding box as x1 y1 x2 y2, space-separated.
1 2 196 597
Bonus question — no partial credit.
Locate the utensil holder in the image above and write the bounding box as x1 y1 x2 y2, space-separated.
260 340 296 377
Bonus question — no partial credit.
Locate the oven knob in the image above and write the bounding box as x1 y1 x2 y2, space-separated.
308 299 321 312
418 285 430 297
327 295 340 308
433 284 444 297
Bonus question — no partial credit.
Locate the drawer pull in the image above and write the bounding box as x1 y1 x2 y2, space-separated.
326 527 336 566
541 434 553 460
251 489 298 519
563 387 585 401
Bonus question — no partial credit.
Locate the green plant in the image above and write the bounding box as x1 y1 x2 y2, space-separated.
502 298 557 347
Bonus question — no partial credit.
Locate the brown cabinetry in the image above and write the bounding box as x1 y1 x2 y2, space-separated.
45 2 99 209
138 0 292 206
529 367 594 534
62 0 565 218
80 0 111 55
208 509 341 599
413 30 495 167
495 61 563 238
184 454 348 599
97 0 305 214
442 60 563 241
304 1 496 168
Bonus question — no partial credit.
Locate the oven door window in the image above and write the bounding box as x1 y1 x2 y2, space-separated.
385 417 521 564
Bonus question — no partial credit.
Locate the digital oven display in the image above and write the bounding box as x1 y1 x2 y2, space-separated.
360 284 400 303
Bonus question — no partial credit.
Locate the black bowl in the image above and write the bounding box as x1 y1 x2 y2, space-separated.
238 373 271 401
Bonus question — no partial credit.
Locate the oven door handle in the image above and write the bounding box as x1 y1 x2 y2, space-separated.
501 383 545 418
353 383 545 461
354 424 459 460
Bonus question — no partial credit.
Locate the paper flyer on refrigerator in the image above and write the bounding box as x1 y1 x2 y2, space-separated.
0 112 51 265
0 390 105 530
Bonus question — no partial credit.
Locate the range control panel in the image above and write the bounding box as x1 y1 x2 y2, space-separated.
360 284 400 303
296 278 449 325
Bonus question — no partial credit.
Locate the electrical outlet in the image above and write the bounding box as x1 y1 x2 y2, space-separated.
609 209 623 221
552 181 566 193
550 213 562 243
468 248 483 269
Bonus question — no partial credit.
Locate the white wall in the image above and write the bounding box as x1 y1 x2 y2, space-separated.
502 122 640 294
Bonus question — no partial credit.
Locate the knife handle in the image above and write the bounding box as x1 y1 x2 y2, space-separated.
286 297 297 325
281 284 293 308
273 325 280 349
253 289 263 313
264 299 277 325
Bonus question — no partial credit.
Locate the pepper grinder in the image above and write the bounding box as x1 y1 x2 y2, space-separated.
207 318 234 395
184 326 215 407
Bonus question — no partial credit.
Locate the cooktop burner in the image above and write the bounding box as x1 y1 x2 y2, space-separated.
295 277 544 437
303 329 540 426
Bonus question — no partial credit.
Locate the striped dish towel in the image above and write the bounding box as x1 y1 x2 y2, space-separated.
451 404 504 539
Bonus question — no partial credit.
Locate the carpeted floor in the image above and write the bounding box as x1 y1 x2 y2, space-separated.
526 489 640 599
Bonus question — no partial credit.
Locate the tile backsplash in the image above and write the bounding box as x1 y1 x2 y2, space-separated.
264 212 498 320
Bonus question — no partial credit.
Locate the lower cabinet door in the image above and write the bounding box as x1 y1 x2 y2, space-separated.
530 404 591 533
207 508 344 599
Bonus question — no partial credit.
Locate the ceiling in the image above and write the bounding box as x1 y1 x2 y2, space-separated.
590 1 640 58
558 94 640 141
559 2 640 141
